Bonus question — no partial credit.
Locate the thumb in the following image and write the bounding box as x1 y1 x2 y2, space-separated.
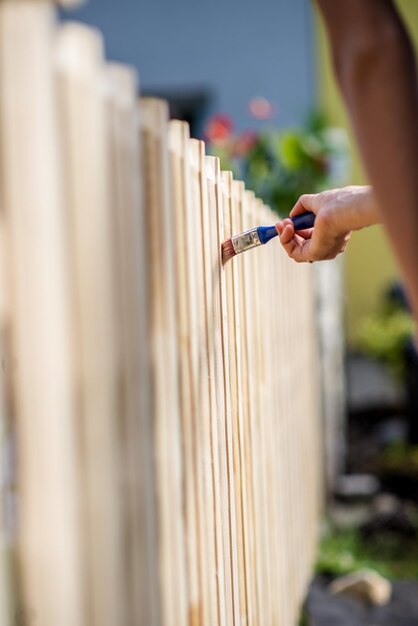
289 193 319 218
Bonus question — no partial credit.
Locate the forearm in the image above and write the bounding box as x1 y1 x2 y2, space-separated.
317 0 418 324
317 186 380 232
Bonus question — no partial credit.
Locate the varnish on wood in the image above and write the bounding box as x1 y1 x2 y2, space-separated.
0 2 323 625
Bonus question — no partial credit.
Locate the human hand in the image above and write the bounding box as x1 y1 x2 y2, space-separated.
275 186 380 263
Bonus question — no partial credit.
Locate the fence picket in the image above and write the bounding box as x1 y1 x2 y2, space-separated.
106 63 154 626
205 156 234 626
0 5 85 625
57 24 128 626
141 99 188 626
190 139 220 626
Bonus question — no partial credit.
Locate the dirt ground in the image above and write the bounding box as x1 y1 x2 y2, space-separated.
306 577 418 626
306 353 418 626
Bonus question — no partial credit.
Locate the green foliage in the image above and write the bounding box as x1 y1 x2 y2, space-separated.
358 300 414 380
207 110 349 216
298 608 309 626
378 442 418 477
317 525 418 580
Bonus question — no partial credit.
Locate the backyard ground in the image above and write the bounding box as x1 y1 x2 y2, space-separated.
305 352 418 626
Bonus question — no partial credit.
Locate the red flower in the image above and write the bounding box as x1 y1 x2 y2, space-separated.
204 114 233 143
233 130 258 157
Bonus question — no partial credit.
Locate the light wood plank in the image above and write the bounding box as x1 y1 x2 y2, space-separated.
141 98 188 626
106 64 158 626
189 139 219 626
241 191 261 626
261 204 281 626
0 214 13 626
56 23 128 626
220 171 242 626
168 120 202 626
244 194 265 626
205 156 234 626
0 5 85 625
230 179 251 624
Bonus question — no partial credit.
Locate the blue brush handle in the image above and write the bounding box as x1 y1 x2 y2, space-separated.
257 211 316 245
291 211 316 230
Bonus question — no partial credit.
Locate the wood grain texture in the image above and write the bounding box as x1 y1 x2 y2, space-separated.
230 179 249 624
241 191 260 626
1 5 325 624
56 23 127 626
168 120 202 626
106 64 157 626
205 156 234 626
220 171 243 626
0 5 85 625
190 139 219 626
141 99 187 626
0 214 12 626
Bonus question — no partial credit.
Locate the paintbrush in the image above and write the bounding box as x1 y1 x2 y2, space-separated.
221 211 316 264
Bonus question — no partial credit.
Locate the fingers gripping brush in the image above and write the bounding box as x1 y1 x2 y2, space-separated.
221 211 316 264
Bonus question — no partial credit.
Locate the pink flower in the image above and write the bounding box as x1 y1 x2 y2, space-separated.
233 130 258 157
248 97 277 120
204 114 233 143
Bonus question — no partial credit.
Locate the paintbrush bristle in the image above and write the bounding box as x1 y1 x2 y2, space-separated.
221 238 236 264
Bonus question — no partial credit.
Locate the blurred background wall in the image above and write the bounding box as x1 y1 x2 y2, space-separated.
60 0 316 135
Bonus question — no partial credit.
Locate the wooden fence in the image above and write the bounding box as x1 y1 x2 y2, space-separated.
0 2 323 625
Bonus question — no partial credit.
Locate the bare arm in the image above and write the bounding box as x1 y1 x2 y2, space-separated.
316 0 418 333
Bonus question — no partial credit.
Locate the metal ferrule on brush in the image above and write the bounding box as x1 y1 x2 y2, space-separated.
231 227 262 255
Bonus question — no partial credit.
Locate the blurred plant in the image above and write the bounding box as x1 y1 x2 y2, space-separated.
298 609 309 626
358 293 414 381
317 524 418 579
378 441 418 476
204 103 349 216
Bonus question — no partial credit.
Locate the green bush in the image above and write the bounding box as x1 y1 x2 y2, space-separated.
317 525 418 579
359 300 413 380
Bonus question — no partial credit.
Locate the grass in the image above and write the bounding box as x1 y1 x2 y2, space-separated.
298 609 309 626
316 526 418 580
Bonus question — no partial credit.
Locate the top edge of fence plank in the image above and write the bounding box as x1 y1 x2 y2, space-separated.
17 0 86 6
169 119 190 157
189 137 204 171
243 189 256 211
141 98 169 137
231 179 245 201
204 155 220 182
56 22 104 75
221 170 233 197
0 0 84 4
106 62 139 106
58 0 85 6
